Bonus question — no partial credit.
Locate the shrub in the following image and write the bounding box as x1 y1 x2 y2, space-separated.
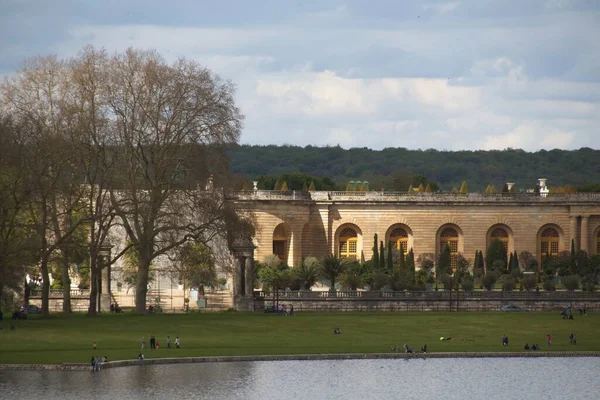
542 280 556 291
522 275 537 291
502 278 516 292
582 281 596 292
371 272 388 290
562 275 580 291
482 272 498 290
460 276 474 292
441 274 454 291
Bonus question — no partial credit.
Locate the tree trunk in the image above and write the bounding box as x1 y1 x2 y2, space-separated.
87 253 98 316
41 257 50 316
62 253 72 313
135 256 151 314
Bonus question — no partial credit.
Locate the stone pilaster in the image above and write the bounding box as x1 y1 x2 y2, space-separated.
234 256 244 297
244 257 254 297
570 216 579 250
100 265 111 312
581 216 589 254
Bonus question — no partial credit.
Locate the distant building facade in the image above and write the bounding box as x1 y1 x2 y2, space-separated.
231 182 600 270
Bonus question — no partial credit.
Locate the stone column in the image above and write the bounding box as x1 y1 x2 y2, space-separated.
234 256 244 297
581 216 589 254
570 216 579 250
100 265 111 312
287 226 304 268
245 257 254 297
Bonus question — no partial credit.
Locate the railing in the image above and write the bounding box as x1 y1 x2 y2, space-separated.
230 190 312 201
256 290 600 300
30 288 91 298
230 190 600 203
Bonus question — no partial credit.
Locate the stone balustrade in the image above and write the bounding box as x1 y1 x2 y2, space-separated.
230 190 600 203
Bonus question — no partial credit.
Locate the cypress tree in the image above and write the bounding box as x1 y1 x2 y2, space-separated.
302 181 308 191
280 181 288 191
508 252 514 274
425 183 432 193
308 181 316 191
372 234 379 268
387 242 393 271
437 244 452 278
241 181 249 191
459 180 468 194
379 241 386 270
398 248 405 269
451 187 458 193
407 184 414 192
406 248 415 274
417 183 424 192
486 238 507 273
274 179 282 190
501 183 509 193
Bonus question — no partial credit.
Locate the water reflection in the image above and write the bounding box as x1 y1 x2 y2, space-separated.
1 358 599 400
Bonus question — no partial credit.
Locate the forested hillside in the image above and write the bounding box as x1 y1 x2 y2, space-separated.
228 145 600 191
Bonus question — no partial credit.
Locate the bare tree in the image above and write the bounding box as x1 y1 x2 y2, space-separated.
1 56 88 315
0 116 37 305
104 48 244 313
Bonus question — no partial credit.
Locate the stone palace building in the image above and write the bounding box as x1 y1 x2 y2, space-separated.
231 180 600 270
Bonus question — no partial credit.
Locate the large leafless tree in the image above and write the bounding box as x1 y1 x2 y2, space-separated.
104 49 244 313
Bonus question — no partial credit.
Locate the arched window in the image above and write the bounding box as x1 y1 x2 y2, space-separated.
390 228 409 255
440 227 459 270
540 228 559 257
491 228 509 255
339 228 358 260
272 225 287 261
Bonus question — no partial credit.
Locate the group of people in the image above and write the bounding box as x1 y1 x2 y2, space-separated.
523 344 540 351
109 304 122 313
141 335 180 350
277 304 294 316
90 356 108 371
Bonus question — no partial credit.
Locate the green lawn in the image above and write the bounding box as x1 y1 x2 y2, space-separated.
0 311 598 364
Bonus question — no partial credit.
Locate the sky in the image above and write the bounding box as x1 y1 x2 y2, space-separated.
1 0 599 151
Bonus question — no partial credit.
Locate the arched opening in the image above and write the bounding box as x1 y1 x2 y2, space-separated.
490 227 509 255
272 224 288 262
540 227 559 258
390 227 409 255
440 227 459 270
338 228 358 260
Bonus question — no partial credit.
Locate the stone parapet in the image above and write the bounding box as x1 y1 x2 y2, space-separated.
2 352 600 371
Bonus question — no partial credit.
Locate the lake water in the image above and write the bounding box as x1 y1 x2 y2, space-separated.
1 358 599 400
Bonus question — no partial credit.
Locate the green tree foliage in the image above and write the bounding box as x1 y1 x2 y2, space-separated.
176 241 217 292
459 180 468 194
280 181 288 191
308 181 316 191
510 251 521 279
406 248 415 274
241 181 249 191
228 145 600 192
386 242 393 271
371 234 379 268
274 179 282 190
502 277 516 291
437 244 452 278
341 260 365 290
562 275 580 291
320 254 348 291
486 238 507 273
472 251 484 279
294 257 320 290
482 272 498 290
522 275 537 291
425 183 432 193
379 241 386 270
301 181 308 191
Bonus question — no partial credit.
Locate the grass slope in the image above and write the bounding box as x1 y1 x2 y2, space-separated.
0 312 598 364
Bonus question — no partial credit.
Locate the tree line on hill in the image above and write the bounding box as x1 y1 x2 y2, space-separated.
229 145 600 192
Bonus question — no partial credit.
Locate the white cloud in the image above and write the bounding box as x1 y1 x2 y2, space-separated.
422 1 461 14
